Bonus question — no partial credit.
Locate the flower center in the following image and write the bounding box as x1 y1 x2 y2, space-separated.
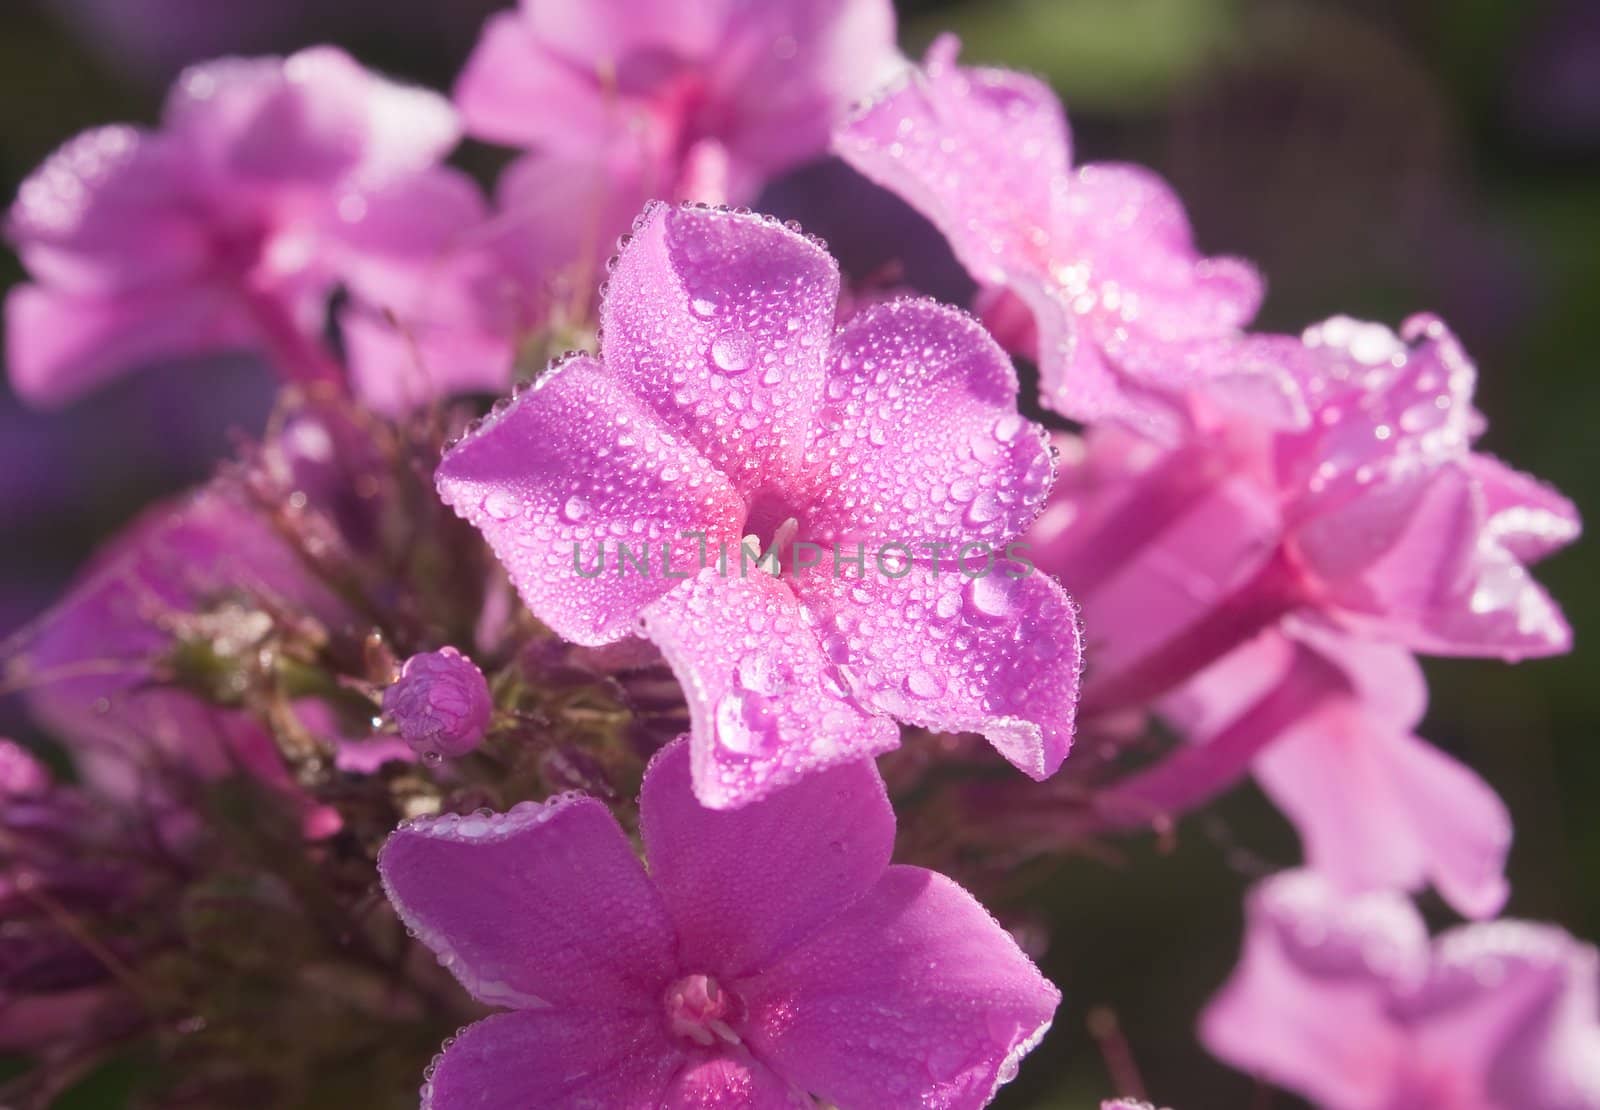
740 489 807 576
662 973 742 1047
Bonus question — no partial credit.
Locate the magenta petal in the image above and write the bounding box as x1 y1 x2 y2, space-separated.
1200 871 1424 1109
639 738 893 978
600 203 839 494
377 794 676 1011
423 1009 682 1110
661 1053 811 1110
5 282 251 407
435 354 747 646
739 866 1060 1109
834 35 1071 289
640 569 900 809
803 298 1055 547
796 562 1082 779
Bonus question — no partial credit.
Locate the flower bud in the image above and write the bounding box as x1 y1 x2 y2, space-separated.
382 648 492 759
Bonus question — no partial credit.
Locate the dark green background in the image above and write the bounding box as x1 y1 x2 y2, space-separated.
0 1 1593 1106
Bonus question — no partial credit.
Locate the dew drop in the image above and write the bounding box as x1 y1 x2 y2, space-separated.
711 329 754 374
714 691 778 756
561 495 590 523
483 490 518 521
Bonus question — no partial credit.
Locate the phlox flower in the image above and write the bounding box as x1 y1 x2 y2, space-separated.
4 46 480 408
1029 313 1578 724
378 736 1060 1109
1203 870 1600 1110
455 0 904 208
437 202 1083 808
835 36 1262 431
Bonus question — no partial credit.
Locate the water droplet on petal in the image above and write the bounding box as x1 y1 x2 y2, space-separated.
561 495 590 523
714 691 778 756
905 670 945 698
711 329 754 374
483 490 518 520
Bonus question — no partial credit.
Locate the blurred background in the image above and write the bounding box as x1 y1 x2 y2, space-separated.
0 0 1594 1106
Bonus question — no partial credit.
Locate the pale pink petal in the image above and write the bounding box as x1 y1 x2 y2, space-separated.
795 561 1082 780
422 1009 683 1110
739 866 1060 1109
1469 454 1582 564
1255 717 1511 920
599 203 839 494
453 12 624 153
1200 872 1425 1109
639 738 893 978
661 1053 812 1110
5 282 253 407
640 569 900 809
7 125 206 291
802 298 1054 548
435 354 747 646
1399 923 1600 1110
377 794 676 1011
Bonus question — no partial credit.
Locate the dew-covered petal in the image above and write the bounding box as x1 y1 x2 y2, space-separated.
834 34 1070 290
378 794 676 1012
738 866 1060 1110
1255 714 1511 920
435 354 746 646
639 568 899 810
661 1052 813 1110
1201 871 1425 1109
795 561 1081 780
599 203 839 494
639 737 893 979
1469 454 1582 565
422 1009 683 1110
7 125 207 292
4 282 253 407
802 298 1053 548
1398 922 1600 1110
1303 461 1573 660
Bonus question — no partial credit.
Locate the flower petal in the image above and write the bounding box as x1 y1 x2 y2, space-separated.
795 561 1082 780
662 1053 813 1110
435 354 746 646
423 1009 683 1110
639 568 900 809
599 203 839 494
5 282 252 407
834 35 1070 290
453 11 618 151
378 794 676 1011
1200 871 1424 1109
802 298 1054 548
1469 454 1581 565
1400 922 1600 1110
639 737 893 979
1256 717 1511 920
738 866 1060 1110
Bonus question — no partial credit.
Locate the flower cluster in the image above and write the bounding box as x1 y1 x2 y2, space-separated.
0 2 1589 1108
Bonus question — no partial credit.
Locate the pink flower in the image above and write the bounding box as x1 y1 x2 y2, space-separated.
455 0 903 208
1158 619 1512 919
4 46 469 407
1030 314 1578 724
1202 870 1600 1110
834 36 1262 431
383 647 493 759
378 737 1059 1108
436 202 1083 808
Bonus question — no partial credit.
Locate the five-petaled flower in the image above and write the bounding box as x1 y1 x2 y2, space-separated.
4 46 476 407
378 737 1060 1109
1203 870 1600 1110
437 202 1083 809
835 35 1262 433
